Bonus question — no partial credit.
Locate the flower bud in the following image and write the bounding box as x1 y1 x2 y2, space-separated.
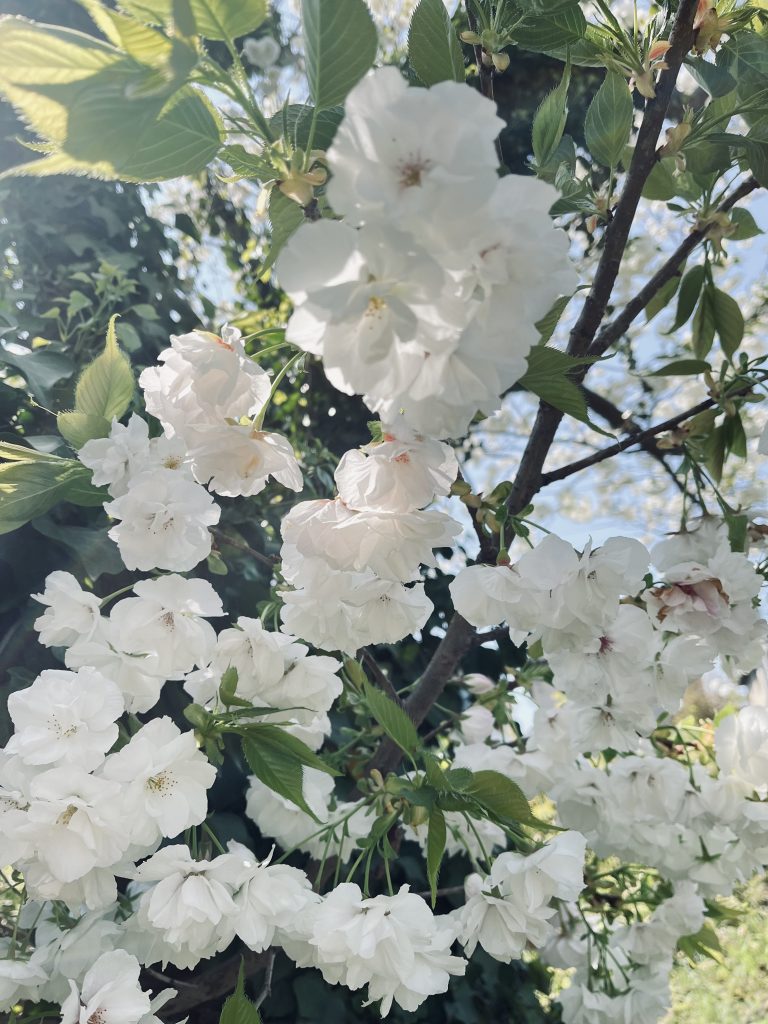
659 121 692 157
404 804 430 828
460 30 482 44
491 51 510 72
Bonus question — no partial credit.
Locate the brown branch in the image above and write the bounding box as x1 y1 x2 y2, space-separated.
581 384 697 501
210 528 278 570
471 624 510 646
540 376 764 488
361 647 405 707
505 0 700 518
366 613 475 778
159 949 268 1018
364 0 701 781
588 175 760 358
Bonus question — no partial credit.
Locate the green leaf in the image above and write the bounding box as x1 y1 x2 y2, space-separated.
519 346 612 436
119 0 269 39
263 188 305 271
464 770 548 828
301 0 378 109
363 681 420 758
0 442 63 463
666 264 705 334
219 962 262 1024
408 0 464 86
0 341 74 403
421 752 450 791
585 72 633 169
0 459 105 535
268 104 344 151
515 4 587 52
641 156 679 201
241 726 335 818
187 0 268 40
648 358 712 376
76 315 135 419
711 288 744 359
532 61 571 170
57 412 112 449
644 265 684 323
534 293 572 344
32 515 124 579
68 83 223 182
684 56 736 98
692 285 716 360
220 144 274 181
0 17 221 183
729 207 763 240
426 807 446 907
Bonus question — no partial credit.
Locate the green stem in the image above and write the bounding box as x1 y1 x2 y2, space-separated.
253 351 305 429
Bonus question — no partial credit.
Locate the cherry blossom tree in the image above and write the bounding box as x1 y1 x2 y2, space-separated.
0 1 767 1022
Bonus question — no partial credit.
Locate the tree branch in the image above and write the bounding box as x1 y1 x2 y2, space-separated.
361 647 405 706
160 949 268 1018
588 175 759 358
540 375 764 488
581 384 697 500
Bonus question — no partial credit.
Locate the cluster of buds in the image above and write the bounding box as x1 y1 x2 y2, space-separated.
693 1 733 55
460 28 512 72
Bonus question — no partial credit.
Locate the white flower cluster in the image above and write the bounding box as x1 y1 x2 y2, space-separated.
0 667 215 913
79 326 302 571
279 422 460 653
185 614 343 748
278 67 577 438
451 521 765 755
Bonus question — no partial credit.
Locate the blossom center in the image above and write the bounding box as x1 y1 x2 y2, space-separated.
147 770 174 794
57 804 78 826
398 157 432 188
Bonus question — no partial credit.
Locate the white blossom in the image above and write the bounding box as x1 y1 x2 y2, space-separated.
139 326 270 438
715 705 768 797
109 576 223 678
186 424 302 497
32 571 101 648
105 468 219 572
335 425 458 512
59 949 151 1024
79 414 190 498
100 717 216 845
6 668 123 770
288 883 466 1016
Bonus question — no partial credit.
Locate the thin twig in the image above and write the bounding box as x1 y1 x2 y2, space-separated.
540 375 766 487
253 949 276 1011
211 528 278 570
361 648 405 707
581 385 700 503
589 175 759 358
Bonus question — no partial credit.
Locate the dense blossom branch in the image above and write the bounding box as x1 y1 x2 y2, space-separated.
367 0 703 779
